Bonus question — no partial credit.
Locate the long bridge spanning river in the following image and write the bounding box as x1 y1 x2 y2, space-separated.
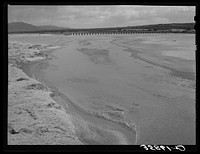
64 31 181 36
8 29 194 35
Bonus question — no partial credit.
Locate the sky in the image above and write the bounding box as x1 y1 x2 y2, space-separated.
8 5 195 28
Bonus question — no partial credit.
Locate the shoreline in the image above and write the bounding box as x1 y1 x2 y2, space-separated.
8 34 195 145
13 41 137 144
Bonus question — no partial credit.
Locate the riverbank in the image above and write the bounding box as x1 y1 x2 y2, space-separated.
8 40 135 145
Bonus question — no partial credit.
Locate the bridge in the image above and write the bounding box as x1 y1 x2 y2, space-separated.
63 31 177 36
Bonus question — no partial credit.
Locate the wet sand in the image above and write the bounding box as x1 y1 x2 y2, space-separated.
21 50 137 145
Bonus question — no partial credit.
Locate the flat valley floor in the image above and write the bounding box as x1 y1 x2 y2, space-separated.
9 33 196 145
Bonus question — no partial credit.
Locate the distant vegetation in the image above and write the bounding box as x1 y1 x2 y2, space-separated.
8 22 195 34
125 23 195 30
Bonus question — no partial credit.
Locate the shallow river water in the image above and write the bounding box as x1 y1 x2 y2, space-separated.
10 33 196 145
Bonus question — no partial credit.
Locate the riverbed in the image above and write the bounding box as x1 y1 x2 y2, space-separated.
10 33 196 145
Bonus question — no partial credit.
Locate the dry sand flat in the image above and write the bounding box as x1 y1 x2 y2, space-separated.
8 41 82 144
8 64 82 145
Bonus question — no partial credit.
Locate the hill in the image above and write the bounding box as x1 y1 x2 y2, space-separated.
8 22 43 33
8 22 70 33
8 22 195 33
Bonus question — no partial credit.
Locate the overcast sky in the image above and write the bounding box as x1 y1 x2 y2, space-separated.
8 5 195 28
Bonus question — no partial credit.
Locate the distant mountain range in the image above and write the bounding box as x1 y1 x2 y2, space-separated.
8 22 195 33
8 22 70 33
